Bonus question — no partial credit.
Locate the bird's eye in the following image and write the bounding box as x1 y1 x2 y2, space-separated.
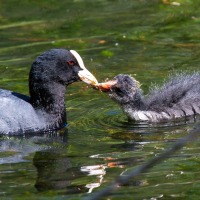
67 60 75 66
114 87 124 97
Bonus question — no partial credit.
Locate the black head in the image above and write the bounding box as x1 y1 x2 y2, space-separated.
27 49 98 129
98 74 142 106
29 49 98 111
29 49 97 87
109 74 140 103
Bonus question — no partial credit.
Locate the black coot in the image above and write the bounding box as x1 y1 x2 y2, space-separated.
0 49 98 135
97 73 200 122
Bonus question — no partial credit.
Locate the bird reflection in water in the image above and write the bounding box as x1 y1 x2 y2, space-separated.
33 129 130 194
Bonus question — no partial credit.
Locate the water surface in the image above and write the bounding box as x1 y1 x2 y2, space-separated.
1 1 200 199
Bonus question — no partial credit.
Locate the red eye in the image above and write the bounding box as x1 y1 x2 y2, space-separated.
67 60 75 66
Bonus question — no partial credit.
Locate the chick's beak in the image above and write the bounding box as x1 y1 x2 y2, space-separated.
96 80 118 92
70 50 98 85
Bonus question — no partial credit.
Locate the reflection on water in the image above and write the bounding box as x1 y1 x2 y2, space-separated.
0 117 200 199
34 150 73 191
81 164 106 193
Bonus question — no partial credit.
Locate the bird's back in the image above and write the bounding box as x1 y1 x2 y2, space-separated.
145 73 200 115
0 89 45 134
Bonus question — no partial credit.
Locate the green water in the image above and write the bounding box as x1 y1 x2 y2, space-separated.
1 0 200 199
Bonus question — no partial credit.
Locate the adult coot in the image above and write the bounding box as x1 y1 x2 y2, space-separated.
96 73 200 122
0 49 98 135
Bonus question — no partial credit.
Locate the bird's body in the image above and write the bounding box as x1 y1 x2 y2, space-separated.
98 73 200 122
0 90 43 134
0 49 98 135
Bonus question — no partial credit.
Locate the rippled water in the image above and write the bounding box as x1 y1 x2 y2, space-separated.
1 0 200 199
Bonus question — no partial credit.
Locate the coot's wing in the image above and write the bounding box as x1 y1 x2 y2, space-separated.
0 89 43 135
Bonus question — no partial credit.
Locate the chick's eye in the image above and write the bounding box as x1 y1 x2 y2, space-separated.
113 87 124 97
67 60 75 66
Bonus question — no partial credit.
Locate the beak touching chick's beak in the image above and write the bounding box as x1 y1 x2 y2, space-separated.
69 50 117 91
70 50 98 85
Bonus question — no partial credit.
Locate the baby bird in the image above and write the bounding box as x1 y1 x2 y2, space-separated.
97 73 200 122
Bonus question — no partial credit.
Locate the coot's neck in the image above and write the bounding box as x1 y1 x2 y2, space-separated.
29 81 67 127
123 89 145 111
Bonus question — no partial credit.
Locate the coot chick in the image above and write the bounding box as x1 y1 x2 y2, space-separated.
0 49 98 135
97 73 200 122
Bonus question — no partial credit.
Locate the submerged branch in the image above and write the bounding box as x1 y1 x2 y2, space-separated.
85 123 200 200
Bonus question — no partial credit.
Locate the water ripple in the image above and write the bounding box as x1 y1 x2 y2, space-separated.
73 105 195 133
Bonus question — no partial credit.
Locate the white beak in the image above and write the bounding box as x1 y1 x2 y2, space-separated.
70 50 98 85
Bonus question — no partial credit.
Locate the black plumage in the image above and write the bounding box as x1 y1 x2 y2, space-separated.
0 49 97 135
